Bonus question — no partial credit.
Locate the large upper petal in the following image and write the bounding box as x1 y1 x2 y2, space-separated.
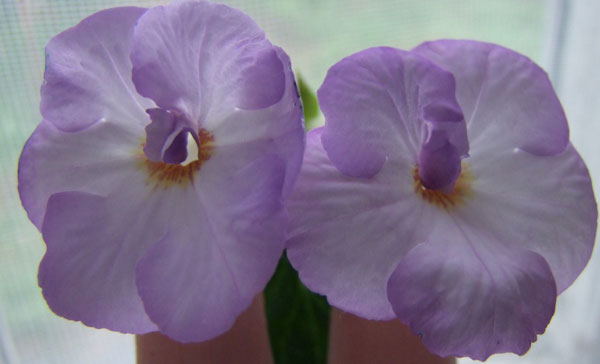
458 143 597 293
131 0 286 123
318 46 467 179
286 128 436 319
136 152 287 342
414 39 569 156
41 6 152 132
387 216 557 360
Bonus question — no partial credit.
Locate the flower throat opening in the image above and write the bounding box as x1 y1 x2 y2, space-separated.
140 128 214 189
413 164 472 209
139 108 214 188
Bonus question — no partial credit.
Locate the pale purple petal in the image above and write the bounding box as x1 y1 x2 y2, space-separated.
39 189 164 334
318 46 467 182
41 7 152 132
131 1 285 123
414 39 568 156
387 220 557 360
236 46 286 109
18 119 143 230
458 143 596 293
205 47 304 198
136 154 286 342
286 128 436 319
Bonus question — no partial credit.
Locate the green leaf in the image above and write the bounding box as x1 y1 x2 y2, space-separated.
265 252 330 364
296 74 320 130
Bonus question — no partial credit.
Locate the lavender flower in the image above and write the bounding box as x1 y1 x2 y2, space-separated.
285 41 596 360
18 1 304 342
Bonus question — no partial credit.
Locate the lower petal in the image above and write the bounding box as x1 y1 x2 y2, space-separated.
39 190 162 333
136 155 287 342
387 220 557 360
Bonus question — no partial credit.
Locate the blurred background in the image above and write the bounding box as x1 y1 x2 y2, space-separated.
1 0 599 363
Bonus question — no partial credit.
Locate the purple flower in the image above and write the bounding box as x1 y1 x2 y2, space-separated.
285 41 597 360
18 1 304 342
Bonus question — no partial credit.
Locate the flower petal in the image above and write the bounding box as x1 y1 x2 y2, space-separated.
39 189 162 333
414 39 568 156
41 7 152 132
318 46 467 179
205 47 305 198
458 143 597 293
387 218 557 360
18 119 143 229
131 0 285 123
286 128 434 319
27 118 169 333
136 154 287 342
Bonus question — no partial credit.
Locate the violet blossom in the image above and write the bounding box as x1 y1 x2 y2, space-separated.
18 1 304 342
285 41 597 360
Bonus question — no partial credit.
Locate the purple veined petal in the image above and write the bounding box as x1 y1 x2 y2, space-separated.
39 189 165 334
456 143 597 293
41 6 153 132
18 119 144 230
387 217 557 360
205 47 305 198
286 128 437 319
131 0 285 124
318 46 467 181
414 39 569 156
136 153 287 342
